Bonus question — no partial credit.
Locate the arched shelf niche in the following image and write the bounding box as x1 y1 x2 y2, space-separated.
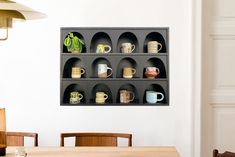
143 32 166 53
90 32 113 53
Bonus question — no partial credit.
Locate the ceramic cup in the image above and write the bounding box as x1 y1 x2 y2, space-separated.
123 67 136 78
120 90 135 103
146 91 164 103
121 43 135 53
147 41 162 53
144 67 160 79
69 92 83 104
96 44 111 53
71 67 85 78
15 147 27 157
98 64 113 78
96 92 108 104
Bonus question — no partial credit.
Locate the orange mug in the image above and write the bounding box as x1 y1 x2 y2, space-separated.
123 67 136 78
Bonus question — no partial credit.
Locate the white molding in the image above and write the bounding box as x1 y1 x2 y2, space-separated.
214 16 235 20
210 89 235 103
192 0 202 156
211 34 235 40
210 103 235 108
210 19 235 35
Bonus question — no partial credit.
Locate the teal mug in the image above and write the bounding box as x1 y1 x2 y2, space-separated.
146 91 164 103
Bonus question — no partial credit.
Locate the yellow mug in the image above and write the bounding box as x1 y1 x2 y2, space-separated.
96 92 108 104
71 67 85 78
96 44 111 53
123 67 136 78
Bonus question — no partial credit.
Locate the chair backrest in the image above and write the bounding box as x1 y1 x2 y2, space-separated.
6 132 38 146
214 149 235 157
60 133 132 147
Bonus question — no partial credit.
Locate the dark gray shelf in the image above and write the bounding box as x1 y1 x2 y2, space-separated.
62 78 168 81
61 103 168 106
60 27 169 106
61 53 168 56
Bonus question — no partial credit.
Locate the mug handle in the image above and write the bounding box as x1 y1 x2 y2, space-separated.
130 92 135 102
80 68 85 75
106 67 113 78
104 45 111 53
158 43 162 51
104 94 109 100
156 68 160 74
131 44 135 52
156 93 164 102
132 68 136 75
78 94 83 100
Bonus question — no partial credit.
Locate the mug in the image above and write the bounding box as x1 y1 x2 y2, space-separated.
98 64 113 78
121 43 135 53
123 67 136 78
15 147 27 157
71 67 85 78
146 91 164 103
120 90 135 103
96 92 108 104
144 67 160 79
69 92 83 104
96 44 111 53
147 41 162 53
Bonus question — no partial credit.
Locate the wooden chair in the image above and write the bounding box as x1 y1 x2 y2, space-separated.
6 132 38 146
213 149 235 157
60 132 132 147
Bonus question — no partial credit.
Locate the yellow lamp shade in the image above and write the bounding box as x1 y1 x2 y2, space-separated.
0 0 46 40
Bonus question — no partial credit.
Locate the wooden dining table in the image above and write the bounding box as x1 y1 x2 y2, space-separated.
6 146 180 157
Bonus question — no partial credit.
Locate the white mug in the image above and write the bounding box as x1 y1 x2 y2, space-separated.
121 43 135 53
98 64 113 78
96 44 112 53
15 147 27 157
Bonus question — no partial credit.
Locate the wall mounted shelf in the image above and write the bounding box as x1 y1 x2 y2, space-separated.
60 27 169 106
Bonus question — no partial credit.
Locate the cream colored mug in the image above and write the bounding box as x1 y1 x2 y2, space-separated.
123 67 136 78
147 41 162 53
71 67 85 78
121 43 135 53
96 92 108 104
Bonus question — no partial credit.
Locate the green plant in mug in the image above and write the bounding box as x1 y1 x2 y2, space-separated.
64 32 85 53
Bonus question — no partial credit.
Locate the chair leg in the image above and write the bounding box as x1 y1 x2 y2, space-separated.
213 149 219 157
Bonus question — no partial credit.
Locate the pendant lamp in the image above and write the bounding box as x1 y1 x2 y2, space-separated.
0 0 46 40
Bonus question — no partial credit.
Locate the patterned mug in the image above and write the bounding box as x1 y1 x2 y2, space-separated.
69 92 83 104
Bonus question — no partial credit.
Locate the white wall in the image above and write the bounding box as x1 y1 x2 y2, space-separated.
0 0 194 157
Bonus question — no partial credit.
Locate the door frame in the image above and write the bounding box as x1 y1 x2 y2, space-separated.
192 0 202 157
